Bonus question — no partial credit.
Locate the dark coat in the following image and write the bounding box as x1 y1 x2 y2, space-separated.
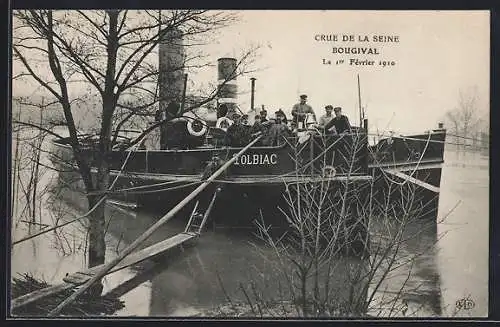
324 115 351 134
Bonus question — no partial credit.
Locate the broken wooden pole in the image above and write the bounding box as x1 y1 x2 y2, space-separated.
184 201 200 233
48 134 262 316
198 187 220 233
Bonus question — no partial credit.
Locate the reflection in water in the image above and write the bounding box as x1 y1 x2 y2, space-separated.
437 150 489 317
11 147 488 317
367 218 442 317
146 230 271 316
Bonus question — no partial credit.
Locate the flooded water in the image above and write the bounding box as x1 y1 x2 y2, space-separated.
10 133 489 318
436 150 489 317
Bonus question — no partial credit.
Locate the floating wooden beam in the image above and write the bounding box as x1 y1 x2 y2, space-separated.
11 283 77 310
369 158 443 169
82 233 196 278
11 232 196 311
47 134 263 316
383 169 440 193
106 199 139 209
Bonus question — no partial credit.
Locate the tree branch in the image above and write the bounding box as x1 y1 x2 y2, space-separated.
13 120 65 140
76 10 110 41
13 46 63 101
111 111 135 145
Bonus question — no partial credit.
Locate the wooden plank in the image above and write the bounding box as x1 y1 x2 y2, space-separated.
369 158 443 169
107 199 138 209
63 272 91 284
383 169 440 193
11 283 77 310
109 233 194 273
12 232 196 310
398 162 443 172
48 135 264 316
82 233 195 278
218 175 373 184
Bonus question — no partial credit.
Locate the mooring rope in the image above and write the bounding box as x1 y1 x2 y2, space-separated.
11 195 107 246
122 181 203 194
368 132 488 150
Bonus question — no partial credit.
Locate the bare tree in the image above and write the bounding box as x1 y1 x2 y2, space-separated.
12 9 258 291
12 98 55 229
445 87 485 150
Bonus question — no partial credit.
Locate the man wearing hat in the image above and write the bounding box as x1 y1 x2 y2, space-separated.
324 106 351 134
275 109 288 125
319 105 335 128
260 109 268 123
291 94 315 126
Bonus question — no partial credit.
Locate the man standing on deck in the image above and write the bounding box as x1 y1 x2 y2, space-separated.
291 94 315 126
324 106 351 134
260 109 269 123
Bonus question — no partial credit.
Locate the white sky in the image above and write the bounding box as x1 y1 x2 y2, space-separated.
13 10 490 135
192 10 490 134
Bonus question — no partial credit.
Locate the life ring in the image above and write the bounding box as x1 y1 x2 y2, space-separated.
216 117 234 131
187 119 208 137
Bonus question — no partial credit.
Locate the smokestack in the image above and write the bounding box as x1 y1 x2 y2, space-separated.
217 58 238 116
158 28 185 150
159 28 185 111
250 78 256 111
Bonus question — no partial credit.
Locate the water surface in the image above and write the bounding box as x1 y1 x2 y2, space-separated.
10 136 489 317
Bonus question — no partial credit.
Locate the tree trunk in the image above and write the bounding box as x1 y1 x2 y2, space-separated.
88 144 111 265
87 160 109 297
87 193 106 269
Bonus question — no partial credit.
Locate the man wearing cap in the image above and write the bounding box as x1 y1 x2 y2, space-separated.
275 109 288 125
324 107 351 134
319 105 335 128
263 111 292 146
260 109 268 123
291 94 315 126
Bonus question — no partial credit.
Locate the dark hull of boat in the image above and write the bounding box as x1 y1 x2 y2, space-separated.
50 129 445 225
52 160 372 228
367 129 446 220
50 133 371 227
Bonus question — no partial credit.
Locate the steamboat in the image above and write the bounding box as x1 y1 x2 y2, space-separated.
49 28 446 226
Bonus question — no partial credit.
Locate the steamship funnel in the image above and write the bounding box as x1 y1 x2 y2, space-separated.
159 27 185 113
217 57 238 116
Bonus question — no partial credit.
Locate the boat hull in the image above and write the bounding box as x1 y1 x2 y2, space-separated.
49 129 445 226
52 157 372 228
49 133 372 228
368 129 446 220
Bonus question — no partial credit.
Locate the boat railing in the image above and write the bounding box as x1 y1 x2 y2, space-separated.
50 127 371 179
294 131 369 177
368 129 446 165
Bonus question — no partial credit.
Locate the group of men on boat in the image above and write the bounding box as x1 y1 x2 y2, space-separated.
291 94 352 134
155 94 353 149
213 94 352 147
